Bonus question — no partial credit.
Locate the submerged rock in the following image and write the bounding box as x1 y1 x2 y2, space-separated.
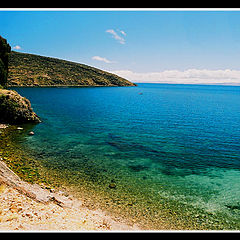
109 183 116 189
0 89 41 124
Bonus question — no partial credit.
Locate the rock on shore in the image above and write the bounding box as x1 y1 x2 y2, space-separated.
0 89 40 124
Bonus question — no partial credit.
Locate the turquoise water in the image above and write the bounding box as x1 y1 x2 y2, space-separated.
12 84 240 229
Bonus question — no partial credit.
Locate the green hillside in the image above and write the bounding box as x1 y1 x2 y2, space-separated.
8 51 136 87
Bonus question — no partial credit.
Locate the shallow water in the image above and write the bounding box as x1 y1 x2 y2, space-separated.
11 84 240 230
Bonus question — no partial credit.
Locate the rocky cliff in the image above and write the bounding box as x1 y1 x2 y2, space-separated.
0 89 40 124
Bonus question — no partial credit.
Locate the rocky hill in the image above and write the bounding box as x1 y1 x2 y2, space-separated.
1 36 40 124
8 51 136 87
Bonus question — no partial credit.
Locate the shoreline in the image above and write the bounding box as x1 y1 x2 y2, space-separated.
8 84 137 88
0 158 140 232
0 124 140 232
1 123 239 231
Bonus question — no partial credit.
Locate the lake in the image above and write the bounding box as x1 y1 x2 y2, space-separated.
11 83 240 230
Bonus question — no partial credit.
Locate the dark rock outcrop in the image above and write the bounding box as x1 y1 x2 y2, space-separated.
0 89 40 124
0 36 11 88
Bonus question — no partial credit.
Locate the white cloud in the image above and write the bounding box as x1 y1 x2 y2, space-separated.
119 30 127 36
13 45 21 50
92 56 112 64
106 29 126 44
110 69 240 85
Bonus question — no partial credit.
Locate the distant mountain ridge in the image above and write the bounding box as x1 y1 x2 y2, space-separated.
8 51 136 87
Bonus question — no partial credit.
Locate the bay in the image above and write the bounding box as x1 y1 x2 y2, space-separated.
11 83 240 230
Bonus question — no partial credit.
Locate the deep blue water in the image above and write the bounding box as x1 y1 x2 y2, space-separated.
12 83 240 228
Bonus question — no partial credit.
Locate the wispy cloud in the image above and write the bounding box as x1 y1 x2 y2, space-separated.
119 30 127 36
92 56 113 64
110 69 240 85
106 29 126 44
13 45 21 50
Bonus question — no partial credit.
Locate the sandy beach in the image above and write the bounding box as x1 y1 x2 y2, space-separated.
0 125 140 232
0 183 140 232
0 163 140 232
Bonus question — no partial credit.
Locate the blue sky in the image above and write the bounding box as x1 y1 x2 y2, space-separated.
2 9 240 84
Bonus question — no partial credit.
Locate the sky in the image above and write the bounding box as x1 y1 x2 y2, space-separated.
2 8 240 84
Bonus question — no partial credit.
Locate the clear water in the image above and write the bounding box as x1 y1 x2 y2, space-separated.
12 84 240 229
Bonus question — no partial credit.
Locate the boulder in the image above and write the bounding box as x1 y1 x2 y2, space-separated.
0 89 41 124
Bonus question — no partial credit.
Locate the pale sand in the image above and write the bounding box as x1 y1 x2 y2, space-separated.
0 124 8 129
0 159 140 232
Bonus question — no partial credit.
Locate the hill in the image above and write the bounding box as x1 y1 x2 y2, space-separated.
8 51 136 87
